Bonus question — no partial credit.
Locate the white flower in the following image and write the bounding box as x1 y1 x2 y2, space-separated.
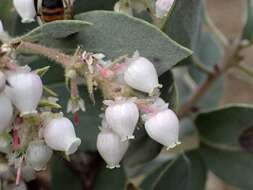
155 0 174 18
7 180 27 190
13 0 36 23
0 93 13 132
67 97 85 114
26 141 53 171
0 71 6 93
145 109 181 150
105 98 139 141
124 55 161 95
43 117 81 155
6 68 43 116
97 128 129 169
0 20 4 34
114 1 133 15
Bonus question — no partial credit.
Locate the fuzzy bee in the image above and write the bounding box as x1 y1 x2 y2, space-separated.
34 0 74 23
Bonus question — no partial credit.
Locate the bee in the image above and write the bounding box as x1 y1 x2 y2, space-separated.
34 0 74 23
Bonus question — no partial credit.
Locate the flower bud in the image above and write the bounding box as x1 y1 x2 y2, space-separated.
97 128 129 169
13 0 36 23
105 98 139 141
0 71 6 93
0 93 13 132
155 0 174 18
145 109 180 150
26 141 53 171
43 117 81 155
6 69 43 116
124 56 161 95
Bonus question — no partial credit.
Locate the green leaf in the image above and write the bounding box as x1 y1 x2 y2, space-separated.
195 105 253 189
26 11 191 75
123 127 162 169
74 0 118 13
23 20 92 40
140 152 207 190
51 156 82 190
94 166 127 190
243 0 253 42
164 0 203 49
75 11 191 75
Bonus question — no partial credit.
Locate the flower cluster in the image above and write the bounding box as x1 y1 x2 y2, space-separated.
0 55 81 186
90 52 181 169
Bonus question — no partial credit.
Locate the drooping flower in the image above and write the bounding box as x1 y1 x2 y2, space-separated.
155 0 174 18
144 108 181 150
6 67 43 117
124 54 161 95
25 141 53 171
13 0 36 23
105 97 139 141
0 93 13 132
43 116 81 155
97 128 129 169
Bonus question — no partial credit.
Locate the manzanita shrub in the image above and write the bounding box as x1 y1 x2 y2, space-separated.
0 0 253 189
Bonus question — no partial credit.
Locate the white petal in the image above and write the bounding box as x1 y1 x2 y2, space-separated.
97 128 129 169
145 109 180 149
124 57 161 94
13 0 36 23
155 0 174 18
44 117 81 155
105 100 139 141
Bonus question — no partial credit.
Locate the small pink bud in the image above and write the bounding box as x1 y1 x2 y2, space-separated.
43 117 81 155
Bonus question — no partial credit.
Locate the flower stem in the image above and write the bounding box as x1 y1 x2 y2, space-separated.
11 41 71 66
236 64 253 78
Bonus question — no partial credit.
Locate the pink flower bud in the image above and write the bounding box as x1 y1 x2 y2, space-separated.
0 93 13 132
6 69 43 116
13 0 36 23
145 109 181 150
43 117 81 155
105 98 139 141
97 128 129 169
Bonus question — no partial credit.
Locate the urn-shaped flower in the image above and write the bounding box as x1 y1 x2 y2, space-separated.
6 69 43 116
105 99 139 141
124 56 161 95
145 109 180 150
97 128 129 169
0 93 13 132
13 0 36 23
26 141 53 171
43 117 81 155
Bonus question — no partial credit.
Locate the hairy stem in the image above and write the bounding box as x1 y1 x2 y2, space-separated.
12 41 71 66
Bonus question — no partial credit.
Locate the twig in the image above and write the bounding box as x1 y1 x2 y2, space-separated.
178 39 241 119
236 64 253 78
11 41 71 66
